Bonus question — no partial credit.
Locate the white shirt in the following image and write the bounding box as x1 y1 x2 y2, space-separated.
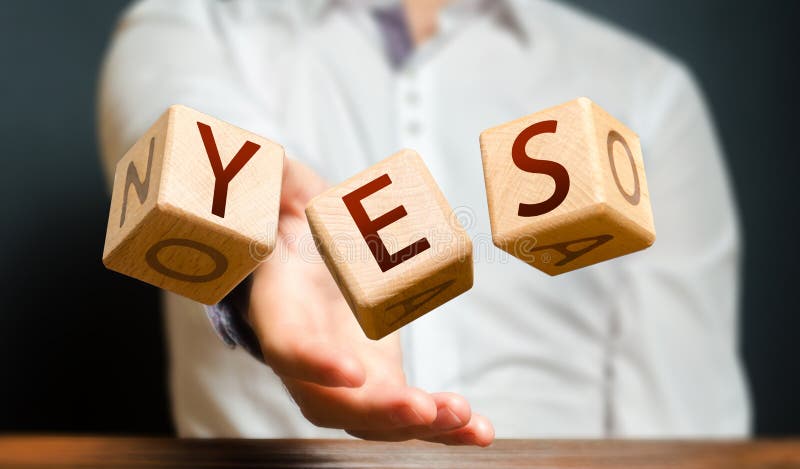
99 0 750 438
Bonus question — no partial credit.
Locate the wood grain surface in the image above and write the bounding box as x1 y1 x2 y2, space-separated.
102 104 283 305
479 97 655 275
306 149 473 340
1 438 798 468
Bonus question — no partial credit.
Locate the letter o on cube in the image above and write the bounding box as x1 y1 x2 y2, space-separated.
102 105 284 304
479 97 656 275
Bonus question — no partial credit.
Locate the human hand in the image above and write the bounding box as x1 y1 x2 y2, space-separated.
247 158 494 445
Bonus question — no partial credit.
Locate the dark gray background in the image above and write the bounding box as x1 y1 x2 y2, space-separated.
0 1 797 435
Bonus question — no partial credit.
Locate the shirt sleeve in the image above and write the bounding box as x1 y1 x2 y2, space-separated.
610 64 751 436
98 0 292 187
204 276 264 361
98 0 282 359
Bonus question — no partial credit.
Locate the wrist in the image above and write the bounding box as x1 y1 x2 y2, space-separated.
205 275 264 362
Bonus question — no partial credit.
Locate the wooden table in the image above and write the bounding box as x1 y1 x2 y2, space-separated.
0 437 798 468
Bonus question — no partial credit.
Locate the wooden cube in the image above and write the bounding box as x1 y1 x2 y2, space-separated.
479 97 655 275
306 150 473 340
102 105 284 304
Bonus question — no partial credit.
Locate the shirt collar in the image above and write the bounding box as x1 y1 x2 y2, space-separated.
441 0 529 45
301 0 530 45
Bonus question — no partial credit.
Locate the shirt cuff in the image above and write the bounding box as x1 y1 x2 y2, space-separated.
204 275 265 362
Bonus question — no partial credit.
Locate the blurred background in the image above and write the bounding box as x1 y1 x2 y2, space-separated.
0 1 797 436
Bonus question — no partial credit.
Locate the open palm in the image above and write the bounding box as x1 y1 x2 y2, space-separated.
247 159 493 445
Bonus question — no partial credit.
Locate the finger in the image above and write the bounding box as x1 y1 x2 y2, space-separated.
343 392 472 442
259 331 365 388
422 414 495 447
286 380 438 430
280 158 328 216
429 392 471 431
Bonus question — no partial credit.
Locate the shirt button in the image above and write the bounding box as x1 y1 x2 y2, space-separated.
406 91 419 105
406 121 421 135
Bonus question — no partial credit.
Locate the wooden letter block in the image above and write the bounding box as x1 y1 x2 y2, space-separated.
306 150 473 340
102 105 284 304
480 97 655 275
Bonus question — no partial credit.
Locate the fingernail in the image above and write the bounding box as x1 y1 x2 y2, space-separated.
390 406 425 426
432 407 464 430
